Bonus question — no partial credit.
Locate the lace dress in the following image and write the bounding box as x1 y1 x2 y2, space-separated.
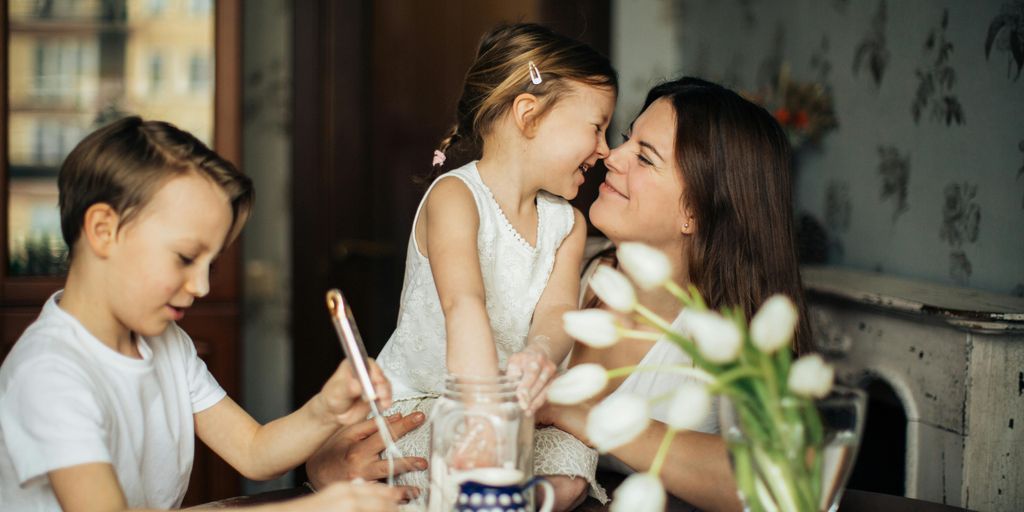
376 161 607 502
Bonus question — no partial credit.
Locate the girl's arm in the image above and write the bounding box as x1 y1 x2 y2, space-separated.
422 178 499 376
539 403 742 512
48 462 403 511
194 360 389 481
508 208 588 412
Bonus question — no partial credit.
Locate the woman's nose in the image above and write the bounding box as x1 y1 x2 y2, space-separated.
604 144 626 174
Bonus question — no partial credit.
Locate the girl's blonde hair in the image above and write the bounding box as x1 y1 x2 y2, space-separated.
436 23 617 171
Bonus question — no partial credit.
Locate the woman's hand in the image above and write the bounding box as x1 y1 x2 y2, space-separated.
506 343 558 414
316 359 392 427
306 412 427 497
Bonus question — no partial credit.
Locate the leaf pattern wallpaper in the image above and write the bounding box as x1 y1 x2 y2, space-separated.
616 0 1023 294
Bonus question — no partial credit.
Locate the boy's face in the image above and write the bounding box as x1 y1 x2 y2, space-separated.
105 172 234 338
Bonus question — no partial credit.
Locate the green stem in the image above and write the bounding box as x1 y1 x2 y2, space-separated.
709 367 763 392
606 364 716 383
649 427 677 476
616 328 664 341
664 280 696 308
634 303 675 332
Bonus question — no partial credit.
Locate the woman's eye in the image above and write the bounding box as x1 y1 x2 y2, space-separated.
178 254 195 265
637 153 653 166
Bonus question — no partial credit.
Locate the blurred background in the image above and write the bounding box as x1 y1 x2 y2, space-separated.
1 0 1021 508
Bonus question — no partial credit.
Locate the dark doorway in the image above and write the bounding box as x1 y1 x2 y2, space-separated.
291 0 610 425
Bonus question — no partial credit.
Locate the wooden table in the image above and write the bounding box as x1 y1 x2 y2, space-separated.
191 474 970 511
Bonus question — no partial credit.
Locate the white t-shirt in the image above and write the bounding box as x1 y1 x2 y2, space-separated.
0 292 226 510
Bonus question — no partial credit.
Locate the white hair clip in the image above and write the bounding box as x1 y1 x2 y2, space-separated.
528 61 543 85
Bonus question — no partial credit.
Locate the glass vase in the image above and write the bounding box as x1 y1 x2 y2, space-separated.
427 374 534 512
719 386 867 512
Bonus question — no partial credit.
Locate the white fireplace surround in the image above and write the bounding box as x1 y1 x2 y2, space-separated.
803 266 1023 512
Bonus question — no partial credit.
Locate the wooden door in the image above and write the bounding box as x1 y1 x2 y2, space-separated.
291 0 610 428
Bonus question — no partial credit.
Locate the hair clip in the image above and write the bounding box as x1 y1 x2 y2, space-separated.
528 61 543 85
432 149 446 167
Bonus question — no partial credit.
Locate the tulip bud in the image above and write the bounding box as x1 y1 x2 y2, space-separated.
589 266 637 313
678 309 743 364
610 473 666 512
787 354 834 398
750 294 799 354
665 383 711 431
547 364 609 405
563 309 621 348
586 393 650 452
617 242 672 290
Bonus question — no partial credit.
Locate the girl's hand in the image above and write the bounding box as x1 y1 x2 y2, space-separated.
299 480 405 511
317 359 392 426
506 343 557 415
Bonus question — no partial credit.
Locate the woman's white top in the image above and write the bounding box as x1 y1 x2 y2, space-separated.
378 161 575 400
581 239 719 432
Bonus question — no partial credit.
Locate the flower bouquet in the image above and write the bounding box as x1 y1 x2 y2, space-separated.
548 243 864 512
744 66 838 151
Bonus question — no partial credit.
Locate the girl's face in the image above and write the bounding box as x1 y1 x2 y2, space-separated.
590 98 690 249
530 82 616 200
105 172 233 339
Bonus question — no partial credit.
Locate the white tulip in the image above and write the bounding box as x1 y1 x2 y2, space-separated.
563 309 621 348
586 393 650 452
678 309 743 364
665 382 711 431
617 242 672 290
750 294 799 354
589 266 637 313
610 473 666 512
788 354 835 398
547 364 609 405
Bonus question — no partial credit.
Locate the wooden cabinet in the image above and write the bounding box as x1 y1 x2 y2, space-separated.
1 0 243 505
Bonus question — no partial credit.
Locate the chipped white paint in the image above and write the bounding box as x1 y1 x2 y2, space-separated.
806 266 1023 510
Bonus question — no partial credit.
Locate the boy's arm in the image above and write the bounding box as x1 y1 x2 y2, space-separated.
49 462 403 511
423 178 500 376
509 208 587 412
194 360 386 481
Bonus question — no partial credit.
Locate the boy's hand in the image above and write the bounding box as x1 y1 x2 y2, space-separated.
506 343 557 415
300 480 404 511
317 359 392 426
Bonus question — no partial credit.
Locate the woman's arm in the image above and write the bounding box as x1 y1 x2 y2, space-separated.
509 208 588 411
540 403 742 512
422 178 499 376
194 360 388 481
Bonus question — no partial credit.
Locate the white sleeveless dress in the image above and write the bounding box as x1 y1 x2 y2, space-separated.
376 162 607 502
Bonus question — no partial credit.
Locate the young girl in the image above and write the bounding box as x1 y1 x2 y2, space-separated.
374 23 617 510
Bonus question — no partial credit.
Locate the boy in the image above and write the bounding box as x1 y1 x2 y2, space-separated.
0 117 402 511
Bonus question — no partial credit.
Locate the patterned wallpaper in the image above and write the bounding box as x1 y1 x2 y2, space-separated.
611 0 1024 295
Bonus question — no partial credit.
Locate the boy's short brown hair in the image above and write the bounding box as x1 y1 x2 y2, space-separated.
58 116 254 256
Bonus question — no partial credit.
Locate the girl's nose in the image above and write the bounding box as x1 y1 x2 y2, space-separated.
595 135 610 159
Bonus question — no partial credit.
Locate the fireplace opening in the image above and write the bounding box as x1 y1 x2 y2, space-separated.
846 378 907 495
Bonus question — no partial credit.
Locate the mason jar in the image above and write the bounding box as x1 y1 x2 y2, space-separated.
427 374 534 512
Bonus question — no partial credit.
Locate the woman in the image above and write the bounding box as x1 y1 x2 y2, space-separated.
536 76 812 511
306 76 810 510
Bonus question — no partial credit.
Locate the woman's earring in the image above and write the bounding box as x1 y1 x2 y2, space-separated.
684 222 690 229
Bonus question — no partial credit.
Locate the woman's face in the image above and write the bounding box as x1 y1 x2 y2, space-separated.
590 98 691 249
